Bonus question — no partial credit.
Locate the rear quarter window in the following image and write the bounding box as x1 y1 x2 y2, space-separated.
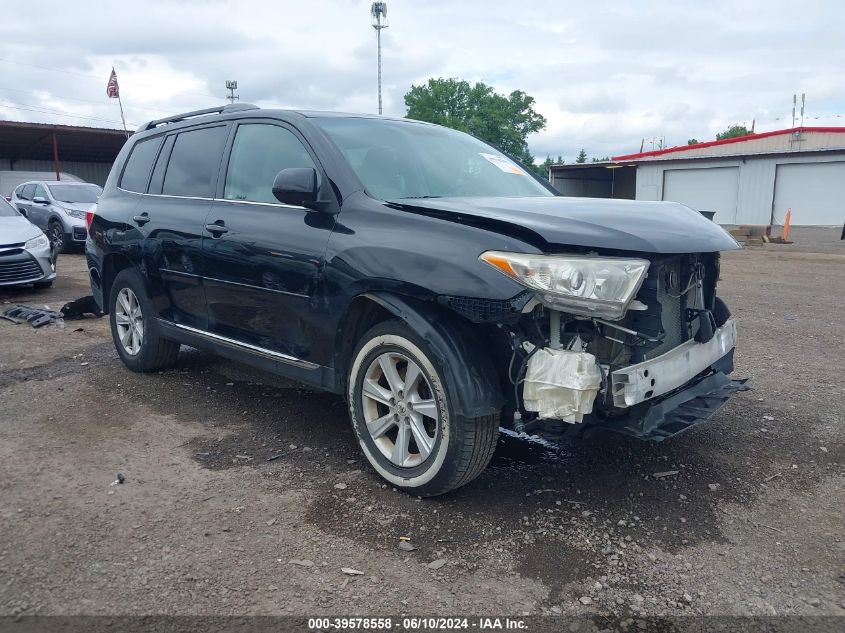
120 137 164 193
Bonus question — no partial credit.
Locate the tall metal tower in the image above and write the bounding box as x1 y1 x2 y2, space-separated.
371 2 388 115
225 80 239 104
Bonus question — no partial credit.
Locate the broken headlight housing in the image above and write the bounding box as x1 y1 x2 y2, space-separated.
480 251 650 320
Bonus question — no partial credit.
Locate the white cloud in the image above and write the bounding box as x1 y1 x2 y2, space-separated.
0 0 842 161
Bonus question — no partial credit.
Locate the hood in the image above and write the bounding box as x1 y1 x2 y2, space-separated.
387 196 741 254
0 215 42 245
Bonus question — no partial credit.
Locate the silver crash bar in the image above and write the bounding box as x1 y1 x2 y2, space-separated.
611 319 737 408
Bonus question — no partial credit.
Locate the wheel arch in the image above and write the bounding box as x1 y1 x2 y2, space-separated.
100 252 135 315
337 291 504 419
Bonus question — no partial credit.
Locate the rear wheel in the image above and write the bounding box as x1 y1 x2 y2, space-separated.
109 268 180 372
348 319 499 496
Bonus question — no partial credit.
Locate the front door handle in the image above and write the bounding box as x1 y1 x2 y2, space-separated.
133 213 150 226
205 220 228 236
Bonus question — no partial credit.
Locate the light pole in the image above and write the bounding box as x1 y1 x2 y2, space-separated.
371 2 388 115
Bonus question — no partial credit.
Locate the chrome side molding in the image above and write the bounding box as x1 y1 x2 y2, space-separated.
163 321 319 370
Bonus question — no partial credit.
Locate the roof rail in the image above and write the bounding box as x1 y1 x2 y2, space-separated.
138 103 259 131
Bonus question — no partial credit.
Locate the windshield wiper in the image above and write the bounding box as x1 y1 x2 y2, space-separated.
398 195 442 199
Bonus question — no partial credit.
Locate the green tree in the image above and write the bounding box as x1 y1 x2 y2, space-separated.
532 155 556 179
687 138 699 145
715 125 752 141
575 149 588 163
591 156 611 163
556 155 564 165
404 77 547 166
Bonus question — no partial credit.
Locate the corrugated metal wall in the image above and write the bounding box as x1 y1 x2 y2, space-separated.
635 152 845 225
0 159 113 186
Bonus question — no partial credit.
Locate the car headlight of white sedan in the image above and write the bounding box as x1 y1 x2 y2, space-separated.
25 234 50 251
480 251 650 320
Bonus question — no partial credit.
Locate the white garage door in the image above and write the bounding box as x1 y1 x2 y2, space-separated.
773 162 845 226
662 167 739 224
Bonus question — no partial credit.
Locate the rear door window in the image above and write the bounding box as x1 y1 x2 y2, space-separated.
162 126 228 198
121 137 164 193
20 184 35 200
148 135 176 195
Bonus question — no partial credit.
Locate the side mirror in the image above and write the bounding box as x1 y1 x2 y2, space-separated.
32 196 49 205
272 168 319 208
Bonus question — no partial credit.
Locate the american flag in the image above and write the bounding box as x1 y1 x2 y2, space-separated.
106 68 119 99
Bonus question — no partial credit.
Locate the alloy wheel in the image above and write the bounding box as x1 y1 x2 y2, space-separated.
361 351 439 467
114 287 144 355
50 224 63 251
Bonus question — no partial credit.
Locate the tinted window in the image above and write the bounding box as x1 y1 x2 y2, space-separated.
224 124 317 204
162 126 228 198
13 184 25 199
121 137 163 193
20 184 35 200
48 183 102 203
33 184 48 200
148 135 176 195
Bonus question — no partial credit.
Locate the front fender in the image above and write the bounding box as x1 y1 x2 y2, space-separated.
363 292 504 419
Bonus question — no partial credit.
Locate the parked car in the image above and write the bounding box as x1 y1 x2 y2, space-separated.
11 180 102 252
0 196 57 288
0 170 83 201
87 104 747 496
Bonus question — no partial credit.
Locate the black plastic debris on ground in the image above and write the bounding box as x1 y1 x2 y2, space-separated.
1 296 103 328
1 305 62 328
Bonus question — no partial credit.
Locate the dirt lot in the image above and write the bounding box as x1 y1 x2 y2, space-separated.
1 231 844 618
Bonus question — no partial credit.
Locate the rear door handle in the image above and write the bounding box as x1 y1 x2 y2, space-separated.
133 213 150 226
205 220 228 236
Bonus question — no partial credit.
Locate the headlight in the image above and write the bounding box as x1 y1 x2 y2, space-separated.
25 234 50 250
64 207 87 220
480 251 650 320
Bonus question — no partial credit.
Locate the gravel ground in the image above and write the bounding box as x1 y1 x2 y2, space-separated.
0 234 843 618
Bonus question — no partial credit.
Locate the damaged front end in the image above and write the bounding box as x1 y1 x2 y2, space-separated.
463 251 750 442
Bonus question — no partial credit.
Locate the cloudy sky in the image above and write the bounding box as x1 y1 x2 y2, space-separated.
1 0 843 161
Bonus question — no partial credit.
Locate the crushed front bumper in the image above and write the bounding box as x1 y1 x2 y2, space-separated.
611 320 738 407
522 318 750 442
592 370 751 441
595 319 749 441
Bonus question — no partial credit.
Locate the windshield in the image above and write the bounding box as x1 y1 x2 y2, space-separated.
315 117 553 200
47 183 102 204
0 197 20 217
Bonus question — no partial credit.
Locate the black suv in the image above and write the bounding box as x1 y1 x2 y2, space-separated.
87 104 747 496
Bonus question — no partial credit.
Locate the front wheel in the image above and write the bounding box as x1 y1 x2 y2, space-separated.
109 268 180 372
347 319 499 497
48 221 68 254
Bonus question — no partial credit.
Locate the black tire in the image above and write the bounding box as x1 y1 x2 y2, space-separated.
347 319 499 497
33 280 53 289
48 221 68 254
109 268 180 372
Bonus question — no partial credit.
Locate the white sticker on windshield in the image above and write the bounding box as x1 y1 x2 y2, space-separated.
479 152 526 175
